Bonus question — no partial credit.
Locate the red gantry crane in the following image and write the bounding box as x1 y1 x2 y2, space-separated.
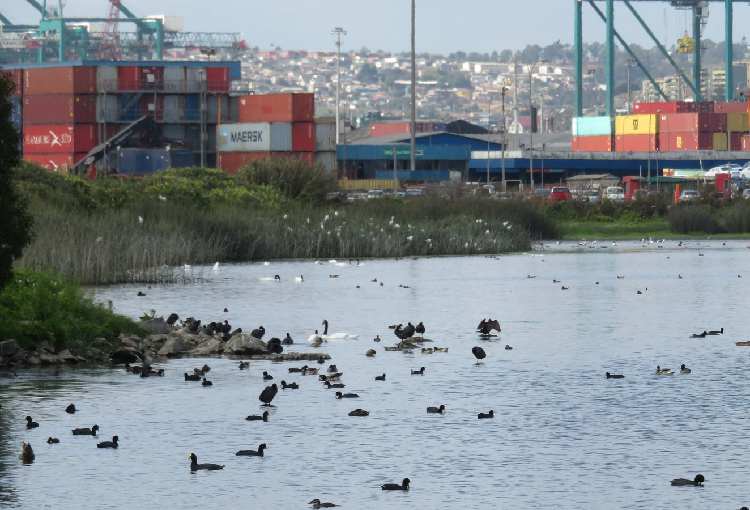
99 0 121 60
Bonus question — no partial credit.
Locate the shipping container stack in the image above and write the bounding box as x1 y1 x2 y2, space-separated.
218 93 318 174
96 63 234 170
571 117 613 151
21 66 98 171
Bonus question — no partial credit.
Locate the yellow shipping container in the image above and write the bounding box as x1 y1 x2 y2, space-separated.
615 114 659 135
726 113 749 133
338 179 398 191
713 132 728 151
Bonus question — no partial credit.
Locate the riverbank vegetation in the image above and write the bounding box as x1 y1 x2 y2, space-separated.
15 162 557 285
0 268 144 351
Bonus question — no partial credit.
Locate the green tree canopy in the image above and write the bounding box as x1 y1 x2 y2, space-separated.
0 71 33 290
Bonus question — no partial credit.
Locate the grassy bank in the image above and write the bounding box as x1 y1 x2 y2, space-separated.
0 268 144 352
15 163 556 284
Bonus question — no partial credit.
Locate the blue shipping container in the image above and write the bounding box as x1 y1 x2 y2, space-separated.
119 94 139 121
185 95 201 122
118 148 192 175
572 117 613 137
11 98 22 130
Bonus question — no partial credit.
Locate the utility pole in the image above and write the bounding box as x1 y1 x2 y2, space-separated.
410 0 416 173
487 93 492 185
501 87 507 192
513 58 519 133
332 27 347 146
527 60 546 191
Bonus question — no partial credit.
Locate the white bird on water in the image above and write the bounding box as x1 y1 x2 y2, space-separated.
295 275 304 282
138 216 144 224
213 262 220 271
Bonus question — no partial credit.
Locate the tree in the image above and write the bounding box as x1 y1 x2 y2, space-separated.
0 71 33 290
357 63 379 84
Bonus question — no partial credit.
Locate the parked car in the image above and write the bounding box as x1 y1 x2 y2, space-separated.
741 162 750 181
548 186 573 202
405 188 424 197
605 186 625 202
742 189 750 200
582 190 600 203
678 190 701 202
367 190 385 199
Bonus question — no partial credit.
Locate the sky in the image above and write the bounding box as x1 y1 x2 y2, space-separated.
4 0 749 55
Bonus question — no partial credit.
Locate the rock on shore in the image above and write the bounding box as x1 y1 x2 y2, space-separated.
0 327 329 369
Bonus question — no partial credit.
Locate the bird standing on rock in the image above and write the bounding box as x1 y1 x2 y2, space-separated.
415 322 425 338
251 326 266 339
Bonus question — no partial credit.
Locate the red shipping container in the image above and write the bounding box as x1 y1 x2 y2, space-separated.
24 67 96 96
218 152 293 174
730 132 743 151
658 113 725 133
694 101 715 114
23 124 97 154
714 101 748 114
140 66 164 91
658 132 712 152
206 67 230 92
140 95 165 121
615 134 658 152
238 93 314 122
571 135 612 152
633 101 695 115
741 135 750 151
292 122 315 152
23 152 88 171
118 66 140 91
23 95 96 125
370 122 411 137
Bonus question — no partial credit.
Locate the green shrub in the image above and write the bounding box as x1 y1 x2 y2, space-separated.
0 268 144 351
237 158 339 203
669 204 723 234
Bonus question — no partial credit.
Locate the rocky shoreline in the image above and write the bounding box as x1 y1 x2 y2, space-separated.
0 318 330 370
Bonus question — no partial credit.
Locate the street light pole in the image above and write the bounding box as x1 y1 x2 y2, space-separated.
410 0 416 173
332 27 347 146
626 57 637 114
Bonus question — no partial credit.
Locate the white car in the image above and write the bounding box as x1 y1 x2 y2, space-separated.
705 164 742 180
605 186 625 202
679 190 700 202
743 189 750 200
741 162 750 180
583 190 600 203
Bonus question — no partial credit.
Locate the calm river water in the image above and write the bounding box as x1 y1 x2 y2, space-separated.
2 239 750 509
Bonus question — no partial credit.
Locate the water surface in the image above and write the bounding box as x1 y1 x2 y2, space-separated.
2 239 749 509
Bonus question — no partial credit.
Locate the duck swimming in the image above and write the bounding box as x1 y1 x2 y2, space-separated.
185 372 201 381
375 374 386 381
381 477 410 490
335 391 359 399
478 410 494 419
680 364 692 374
19 442 35 463
707 327 724 335
670 474 704 486
245 411 270 422
47 437 60 444
426 405 446 414
281 380 299 389
411 367 425 375
189 453 224 471
65 404 76 414
235 443 267 457
348 409 369 417
25 416 39 429
606 372 625 379
263 371 274 380
308 499 338 508
97 436 119 449
202 378 213 386
72 425 99 436
366 349 376 357
324 381 345 389
239 361 250 369
656 365 675 375
690 331 708 338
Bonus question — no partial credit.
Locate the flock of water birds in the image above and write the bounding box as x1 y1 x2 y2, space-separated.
11 243 750 507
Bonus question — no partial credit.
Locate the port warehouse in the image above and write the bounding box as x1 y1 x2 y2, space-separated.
1 60 336 174
338 130 750 184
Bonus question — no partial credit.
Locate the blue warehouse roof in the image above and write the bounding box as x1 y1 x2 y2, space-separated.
338 143 471 161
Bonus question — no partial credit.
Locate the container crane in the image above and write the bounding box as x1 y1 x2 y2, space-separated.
574 0 743 121
99 0 121 61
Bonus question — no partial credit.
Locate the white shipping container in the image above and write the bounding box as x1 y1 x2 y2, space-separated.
163 95 185 122
97 66 118 92
314 121 336 151
314 151 336 171
186 68 203 93
96 95 119 122
164 66 186 92
217 122 292 152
